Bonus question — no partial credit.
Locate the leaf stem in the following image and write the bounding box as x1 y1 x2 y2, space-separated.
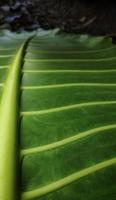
0 39 29 200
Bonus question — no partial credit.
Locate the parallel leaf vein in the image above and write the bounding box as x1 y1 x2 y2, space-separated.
21 157 116 200
21 123 116 156
21 83 116 90
22 69 116 73
24 57 116 62
21 101 116 116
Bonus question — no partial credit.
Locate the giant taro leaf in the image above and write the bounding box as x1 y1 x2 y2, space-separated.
0 31 116 200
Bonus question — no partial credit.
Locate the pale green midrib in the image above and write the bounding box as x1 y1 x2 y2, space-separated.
24 56 116 62
21 101 116 116
0 40 29 200
21 157 116 200
22 69 116 73
21 123 116 156
21 83 116 90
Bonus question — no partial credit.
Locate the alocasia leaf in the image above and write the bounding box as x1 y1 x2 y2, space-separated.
0 31 116 200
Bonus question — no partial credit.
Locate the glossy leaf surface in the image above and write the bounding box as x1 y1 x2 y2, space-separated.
0 31 116 200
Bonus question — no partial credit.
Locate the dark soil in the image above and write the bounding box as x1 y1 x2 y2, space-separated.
1 0 116 36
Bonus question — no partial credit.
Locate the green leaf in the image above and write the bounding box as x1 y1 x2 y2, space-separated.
0 31 116 200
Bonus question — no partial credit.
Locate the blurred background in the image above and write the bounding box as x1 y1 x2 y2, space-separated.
0 0 116 36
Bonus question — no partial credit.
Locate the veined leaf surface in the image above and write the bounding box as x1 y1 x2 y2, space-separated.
0 31 116 200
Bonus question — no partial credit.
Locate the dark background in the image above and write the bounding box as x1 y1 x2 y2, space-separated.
0 0 116 36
